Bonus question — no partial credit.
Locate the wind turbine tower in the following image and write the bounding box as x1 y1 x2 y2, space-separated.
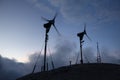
77 24 91 64
42 13 60 71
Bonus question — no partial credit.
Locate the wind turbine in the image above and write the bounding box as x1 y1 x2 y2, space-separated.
77 24 91 64
42 13 60 71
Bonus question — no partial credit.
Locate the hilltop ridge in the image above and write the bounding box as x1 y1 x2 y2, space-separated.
17 63 120 80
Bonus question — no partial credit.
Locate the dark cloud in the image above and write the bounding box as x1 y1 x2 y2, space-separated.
0 55 25 80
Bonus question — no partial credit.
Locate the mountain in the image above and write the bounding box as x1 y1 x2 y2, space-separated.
16 63 120 80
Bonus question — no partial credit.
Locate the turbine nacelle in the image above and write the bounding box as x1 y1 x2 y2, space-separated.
77 24 91 41
42 13 61 36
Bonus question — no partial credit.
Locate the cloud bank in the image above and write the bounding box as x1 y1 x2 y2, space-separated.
0 39 120 80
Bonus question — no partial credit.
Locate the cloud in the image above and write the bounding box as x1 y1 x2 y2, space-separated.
28 39 77 70
26 0 55 14
83 47 96 63
101 48 120 64
52 39 77 67
49 0 120 24
27 39 120 69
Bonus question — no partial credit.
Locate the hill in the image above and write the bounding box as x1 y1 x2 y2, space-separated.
16 63 120 80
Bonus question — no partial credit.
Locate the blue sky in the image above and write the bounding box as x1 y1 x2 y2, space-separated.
0 0 120 62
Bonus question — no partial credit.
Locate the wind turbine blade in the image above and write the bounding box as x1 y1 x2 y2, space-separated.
41 16 49 22
85 34 92 41
53 13 57 20
53 24 61 36
84 23 86 31
83 23 91 41
84 23 86 32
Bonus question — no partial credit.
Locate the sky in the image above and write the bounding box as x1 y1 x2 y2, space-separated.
0 0 120 80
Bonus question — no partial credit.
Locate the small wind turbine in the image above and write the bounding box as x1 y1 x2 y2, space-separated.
77 24 91 64
42 13 60 71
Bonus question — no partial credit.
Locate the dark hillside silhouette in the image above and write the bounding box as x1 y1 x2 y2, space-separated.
17 63 120 80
